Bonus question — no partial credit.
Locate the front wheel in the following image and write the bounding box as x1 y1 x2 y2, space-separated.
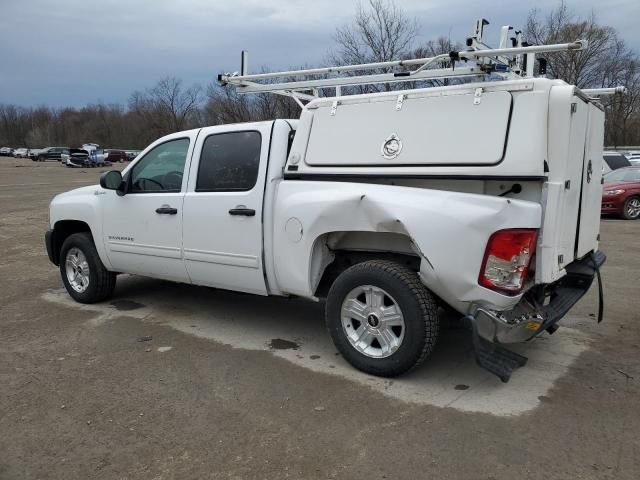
59 232 116 303
326 260 439 377
622 196 640 220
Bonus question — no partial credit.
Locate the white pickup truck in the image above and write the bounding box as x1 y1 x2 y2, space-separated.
45 26 610 382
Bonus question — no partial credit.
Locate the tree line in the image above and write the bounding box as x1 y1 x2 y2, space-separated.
1 1 638 149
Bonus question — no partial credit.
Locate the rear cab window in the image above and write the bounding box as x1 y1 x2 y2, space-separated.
196 131 262 192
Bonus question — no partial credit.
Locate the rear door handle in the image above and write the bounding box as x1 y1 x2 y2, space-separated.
156 206 178 215
228 207 256 217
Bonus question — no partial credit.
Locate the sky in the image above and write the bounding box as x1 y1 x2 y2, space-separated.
1 0 639 108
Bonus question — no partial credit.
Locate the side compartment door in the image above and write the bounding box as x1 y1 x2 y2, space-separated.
576 105 604 258
182 124 271 294
101 134 196 282
557 97 589 267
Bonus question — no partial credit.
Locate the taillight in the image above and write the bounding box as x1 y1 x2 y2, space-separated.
479 229 538 294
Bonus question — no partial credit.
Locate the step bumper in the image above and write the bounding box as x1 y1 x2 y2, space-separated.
474 250 606 344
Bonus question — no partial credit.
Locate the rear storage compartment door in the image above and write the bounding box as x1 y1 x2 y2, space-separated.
304 90 512 166
576 105 604 258
555 97 589 269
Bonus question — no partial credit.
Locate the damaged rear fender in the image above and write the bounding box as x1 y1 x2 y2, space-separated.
272 181 541 312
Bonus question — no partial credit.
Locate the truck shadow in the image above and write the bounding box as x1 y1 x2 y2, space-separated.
46 274 593 416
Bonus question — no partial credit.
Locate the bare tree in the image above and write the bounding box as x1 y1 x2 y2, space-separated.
204 67 301 125
526 1 640 146
129 77 203 142
328 0 418 93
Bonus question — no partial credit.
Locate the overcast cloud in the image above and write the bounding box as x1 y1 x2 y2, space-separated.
1 0 638 107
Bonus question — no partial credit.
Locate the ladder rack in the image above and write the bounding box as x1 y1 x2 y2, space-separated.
217 18 624 104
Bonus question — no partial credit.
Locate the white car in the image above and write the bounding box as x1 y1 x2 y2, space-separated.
44 23 607 383
13 148 28 158
626 153 640 166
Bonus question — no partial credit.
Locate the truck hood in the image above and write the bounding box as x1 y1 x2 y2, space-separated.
54 184 99 200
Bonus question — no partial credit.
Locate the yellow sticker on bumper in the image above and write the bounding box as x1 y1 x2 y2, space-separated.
526 321 542 331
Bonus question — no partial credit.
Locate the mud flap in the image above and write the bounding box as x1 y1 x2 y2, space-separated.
465 315 528 383
591 251 604 323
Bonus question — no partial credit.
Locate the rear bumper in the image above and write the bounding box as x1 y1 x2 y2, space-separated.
474 250 606 343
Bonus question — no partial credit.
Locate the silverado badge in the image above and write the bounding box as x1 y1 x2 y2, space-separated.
381 133 402 160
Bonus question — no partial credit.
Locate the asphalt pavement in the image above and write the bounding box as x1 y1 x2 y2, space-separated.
1 157 638 479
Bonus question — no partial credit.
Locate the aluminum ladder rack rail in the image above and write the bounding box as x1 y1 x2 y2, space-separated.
218 40 587 101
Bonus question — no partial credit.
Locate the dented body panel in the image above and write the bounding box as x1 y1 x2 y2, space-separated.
271 181 541 312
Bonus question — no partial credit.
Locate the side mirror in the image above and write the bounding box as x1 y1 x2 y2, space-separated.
100 170 124 193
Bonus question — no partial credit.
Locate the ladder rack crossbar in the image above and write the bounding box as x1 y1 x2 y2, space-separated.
219 41 584 85
581 87 628 97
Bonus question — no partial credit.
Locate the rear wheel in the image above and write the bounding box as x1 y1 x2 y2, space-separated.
59 232 116 303
326 260 438 377
622 196 640 220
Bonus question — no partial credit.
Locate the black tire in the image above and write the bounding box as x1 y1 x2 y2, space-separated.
326 260 439 377
622 196 640 220
59 232 116 304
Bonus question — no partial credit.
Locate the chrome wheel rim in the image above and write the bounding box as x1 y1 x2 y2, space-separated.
626 198 640 218
65 248 90 293
341 285 405 358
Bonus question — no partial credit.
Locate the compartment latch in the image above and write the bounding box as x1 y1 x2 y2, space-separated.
473 87 483 105
330 100 339 116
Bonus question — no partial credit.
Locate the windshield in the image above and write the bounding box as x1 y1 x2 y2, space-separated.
604 168 640 182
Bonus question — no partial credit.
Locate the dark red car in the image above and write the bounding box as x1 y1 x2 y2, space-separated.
601 166 640 220
105 149 128 163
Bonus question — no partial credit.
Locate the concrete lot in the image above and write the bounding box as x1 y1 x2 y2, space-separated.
1 156 639 479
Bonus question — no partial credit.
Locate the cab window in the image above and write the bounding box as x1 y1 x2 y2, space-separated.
196 131 262 192
130 138 190 193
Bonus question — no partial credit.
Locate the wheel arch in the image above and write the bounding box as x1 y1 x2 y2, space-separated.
309 230 422 298
51 220 93 265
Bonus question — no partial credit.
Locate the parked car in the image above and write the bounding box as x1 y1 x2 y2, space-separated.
601 167 640 220
626 152 640 166
36 147 69 161
105 149 127 163
125 150 141 161
61 149 89 167
13 148 28 158
602 151 631 173
28 148 42 160
0 147 14 156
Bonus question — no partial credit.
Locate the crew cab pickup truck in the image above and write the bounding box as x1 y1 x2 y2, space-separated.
45 76 606 382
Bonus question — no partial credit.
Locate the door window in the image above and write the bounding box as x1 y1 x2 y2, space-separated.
196 131 262 192
130 138 190 193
